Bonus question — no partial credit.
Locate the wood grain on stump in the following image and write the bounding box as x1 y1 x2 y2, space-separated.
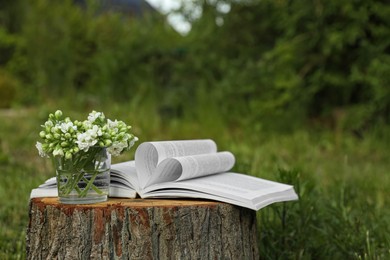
27 198 259 259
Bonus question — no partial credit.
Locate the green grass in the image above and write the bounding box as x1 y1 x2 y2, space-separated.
0 106 389 259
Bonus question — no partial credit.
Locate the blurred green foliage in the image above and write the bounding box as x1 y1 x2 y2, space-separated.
0 1 389 258
0 0 389 132
0 69 17 108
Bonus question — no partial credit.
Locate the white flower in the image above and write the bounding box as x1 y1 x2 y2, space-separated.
107 141 128 156
107 119 120 134
90 125 103 137
107 119 119 128
53 147 64 157
76 125 103 151
82 120 92 129
36 142 48 157
38 110 137 159
129 136 138 148
76 133 97 152
88 111 104 123
60 122 76 133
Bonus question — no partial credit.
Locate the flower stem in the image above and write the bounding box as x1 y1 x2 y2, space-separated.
79 171 103 197
55 147 108 199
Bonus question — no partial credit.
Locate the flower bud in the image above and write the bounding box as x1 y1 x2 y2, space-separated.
54 110 62 119
53 147 64 157
45 121 54 127
104 139 112 146
61 141 68 147
65 151 72 160
45 134 53 140
39 131 46 138
54 133 61 139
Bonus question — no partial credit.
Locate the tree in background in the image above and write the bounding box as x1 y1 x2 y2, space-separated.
183 0 390 131
0 0 388 132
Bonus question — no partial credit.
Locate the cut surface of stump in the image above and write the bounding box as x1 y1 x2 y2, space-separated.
27 198 259 259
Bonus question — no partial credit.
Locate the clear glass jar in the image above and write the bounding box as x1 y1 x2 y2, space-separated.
53 147 110 204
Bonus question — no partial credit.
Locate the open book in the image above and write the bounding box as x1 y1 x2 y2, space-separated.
30 139 298 211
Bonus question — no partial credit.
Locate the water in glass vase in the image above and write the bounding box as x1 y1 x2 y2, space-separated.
53 147 111 204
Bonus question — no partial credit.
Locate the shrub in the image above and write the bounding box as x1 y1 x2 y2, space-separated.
0 69 17 108
181 0 390 130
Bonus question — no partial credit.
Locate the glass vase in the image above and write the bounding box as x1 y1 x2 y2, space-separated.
53 147 110 204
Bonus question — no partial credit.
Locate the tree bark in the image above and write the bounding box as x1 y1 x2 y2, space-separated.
27 198 259 259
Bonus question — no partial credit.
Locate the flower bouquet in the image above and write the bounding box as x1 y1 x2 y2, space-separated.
36 110 138 204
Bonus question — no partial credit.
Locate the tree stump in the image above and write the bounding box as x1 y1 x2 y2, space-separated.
27 198 259 259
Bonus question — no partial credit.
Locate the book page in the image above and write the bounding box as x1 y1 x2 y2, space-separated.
110 160 139 191
30 161 139 199
109 185 137 198
135 139 217 188
30 187 58 198
145 151 235 186
140 172 298 210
